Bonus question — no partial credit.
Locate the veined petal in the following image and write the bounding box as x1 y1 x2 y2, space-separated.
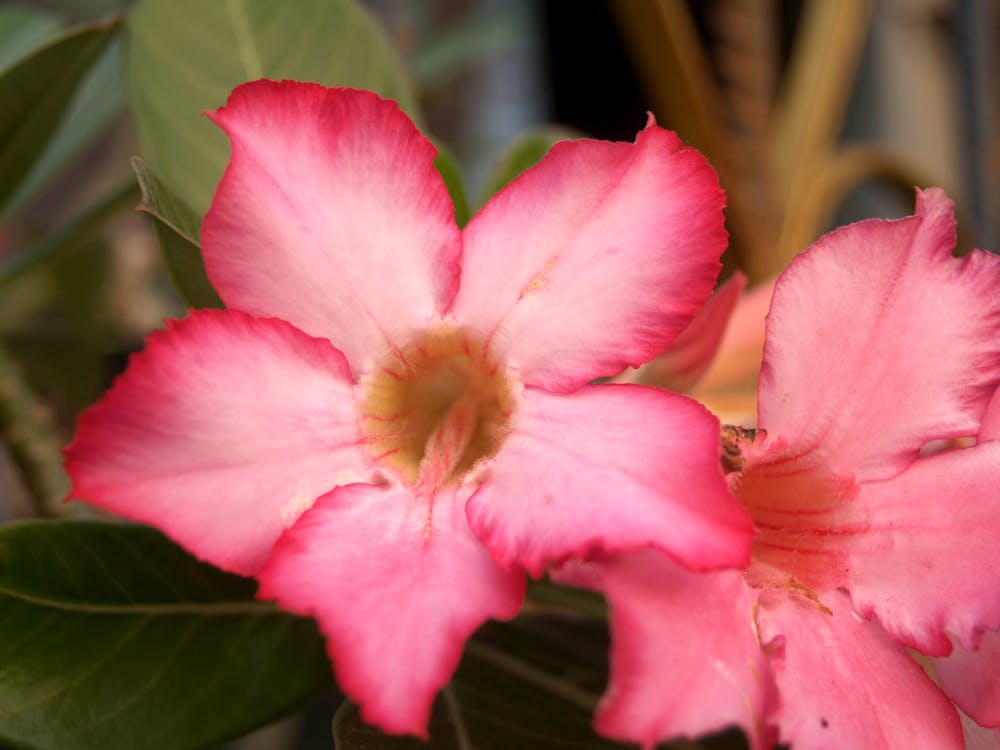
556 552 775 750
256 483 524 737
466 384 753 577
202 81 461 374
845 441 1000 655
631 272 746 393
936 630 1000 728
758 188 1000 480
757 589 962 750
452 118 726 393
65 310 368 576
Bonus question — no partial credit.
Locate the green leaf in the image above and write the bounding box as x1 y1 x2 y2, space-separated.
2 36 125 220
126 0 418 219
0 6 63 72
0 520 332 750
477 127 580 209
333 617 619 750
131 156 223 308
434 144 470 229
0 17 120 217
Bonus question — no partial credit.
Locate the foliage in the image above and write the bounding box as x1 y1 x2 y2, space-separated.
0 521 331 750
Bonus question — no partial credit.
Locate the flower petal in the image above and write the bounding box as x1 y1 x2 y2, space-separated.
757 589 962 750
936 630 1000 728
979 387 1000 440
65 310 367 575
758 188 1000 480
556 551 775 750
689 276 774 425
202 81 461 374
451 118 726 393
256 482 524 737
466 384 753 577
631 272 746 393
844 441 1000 654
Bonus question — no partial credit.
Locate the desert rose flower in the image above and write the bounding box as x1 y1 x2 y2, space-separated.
560 188 1000 749
64 81 753 735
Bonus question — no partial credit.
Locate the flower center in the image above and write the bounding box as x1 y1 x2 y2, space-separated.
722 426 859 595
360 323 516 491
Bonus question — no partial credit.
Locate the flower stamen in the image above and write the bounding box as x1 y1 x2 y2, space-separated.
360 323 516 488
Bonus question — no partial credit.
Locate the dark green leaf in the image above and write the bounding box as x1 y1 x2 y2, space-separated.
0 17 120 216
0 6 63 72
2 37 125 220
131 156 223 309
333 615 618 750
126 0 418 218
433 144 470 229
477 127 580 209
0 520 332 750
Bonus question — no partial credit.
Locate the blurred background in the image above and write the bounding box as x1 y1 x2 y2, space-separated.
0 0 997 747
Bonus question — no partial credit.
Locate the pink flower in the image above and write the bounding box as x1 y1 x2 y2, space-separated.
559 189 1000 749
64 81 753 735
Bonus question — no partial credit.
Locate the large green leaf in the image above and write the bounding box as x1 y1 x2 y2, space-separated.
334 646 616 749
131 156 223 308
333 615 619 750
0 520 332 750
0 17 120 216
2 37 125 220
0 6 63 72
126 0 418 219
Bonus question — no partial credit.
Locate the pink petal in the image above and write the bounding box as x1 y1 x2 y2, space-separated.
979 387 1000 440
757 589 962 750
736 456 860 593
202 81 461 374
65 310 367 575
758 188 1000 480
631 272 746 393
256 482 524 737
451 117 727 393
845 441 1000 654
466 384 753 577
936 630 1000 728
556 551 776 750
